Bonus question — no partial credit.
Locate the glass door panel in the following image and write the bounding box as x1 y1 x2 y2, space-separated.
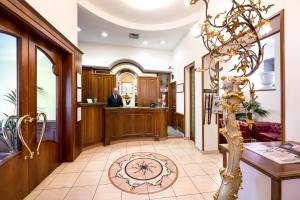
0 33 19 156
36 49 57 143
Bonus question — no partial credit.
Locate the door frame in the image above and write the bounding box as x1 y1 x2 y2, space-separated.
0 1 82 199
168 81 176 127
184 62 195 141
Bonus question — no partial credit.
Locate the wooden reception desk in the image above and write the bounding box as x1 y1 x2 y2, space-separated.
80 103 168 147
104 107 168 145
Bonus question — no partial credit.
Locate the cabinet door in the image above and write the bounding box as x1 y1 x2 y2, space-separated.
138 77 158 107
102 75 116 103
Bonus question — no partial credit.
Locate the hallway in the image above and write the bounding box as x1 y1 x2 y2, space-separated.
25 139 221 200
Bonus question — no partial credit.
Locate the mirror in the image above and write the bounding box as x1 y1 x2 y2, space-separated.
202 11 285 150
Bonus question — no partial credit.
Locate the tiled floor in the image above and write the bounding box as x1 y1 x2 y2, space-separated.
24 138 222 200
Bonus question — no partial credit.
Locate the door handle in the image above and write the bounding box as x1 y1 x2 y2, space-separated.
16 113 47 159
17 115 35 159
36 112 47 156
1 115 17 153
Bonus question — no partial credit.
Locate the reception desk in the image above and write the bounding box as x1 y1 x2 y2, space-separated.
104 107 168 145
80 103 106 147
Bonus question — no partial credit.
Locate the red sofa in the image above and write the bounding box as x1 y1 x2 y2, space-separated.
219 119 251 143
252 122 282 141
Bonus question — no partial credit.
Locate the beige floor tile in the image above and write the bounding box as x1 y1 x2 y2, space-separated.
47 173 80 189
176 194 204 200
172 177 199 196
190 176 219 193
84 161 106 171
91 152 110 161
74 171 102 186
209 174 222 186
24 190 42 200
65 185 97 200
93 184 122 200
176 165 188 178
202 192 215 200
104 159 116 170
122 192 149 200
51 163 67 174
34 173 57 190
149 187 175 199
36 188 70 200
198 163 220 175
175 156 195 165
99 170 111 185
75 154 93 162
181 164 206 176
61 162 87 173
151 197 176 200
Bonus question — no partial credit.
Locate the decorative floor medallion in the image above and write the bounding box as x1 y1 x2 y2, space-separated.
109 152 178 194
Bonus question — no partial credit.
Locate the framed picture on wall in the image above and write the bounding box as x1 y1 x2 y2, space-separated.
176 83 184 93
122 82 133 94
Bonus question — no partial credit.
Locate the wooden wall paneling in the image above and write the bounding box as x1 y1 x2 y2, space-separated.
81 68 91 102
138 77 159 107
175 113 185 133
81 105 104 147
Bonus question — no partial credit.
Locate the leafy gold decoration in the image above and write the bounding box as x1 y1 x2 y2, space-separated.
186 0 273 199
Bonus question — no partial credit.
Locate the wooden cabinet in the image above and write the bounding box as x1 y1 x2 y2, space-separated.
104 107 168 145
80 103 105 147
137 77 159 106
82 68 116 103
90 74 116 103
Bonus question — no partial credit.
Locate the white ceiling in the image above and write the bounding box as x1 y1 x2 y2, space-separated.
78 0 203 50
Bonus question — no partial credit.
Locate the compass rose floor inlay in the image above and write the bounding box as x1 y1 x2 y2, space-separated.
108 152 178 194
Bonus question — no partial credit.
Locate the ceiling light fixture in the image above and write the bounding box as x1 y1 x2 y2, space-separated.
101 32 108 38
161 40 166 45
77 27 81 32
122 0 176 11
143 41 148 45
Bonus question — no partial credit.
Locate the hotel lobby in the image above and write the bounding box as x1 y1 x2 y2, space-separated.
0 0 299 200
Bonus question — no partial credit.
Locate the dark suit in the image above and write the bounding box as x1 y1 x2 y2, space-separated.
107 94 123 107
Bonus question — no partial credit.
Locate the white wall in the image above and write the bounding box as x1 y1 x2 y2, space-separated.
172 0 300 150
25 0 78 46
79 42 173 71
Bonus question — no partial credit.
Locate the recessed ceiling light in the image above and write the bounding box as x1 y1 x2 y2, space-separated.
77 27 81 32
122 0 176 11
161 40 166 45
143 41 148 45
101 32 108 38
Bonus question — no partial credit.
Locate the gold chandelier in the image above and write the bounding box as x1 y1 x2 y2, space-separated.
186 0 273 199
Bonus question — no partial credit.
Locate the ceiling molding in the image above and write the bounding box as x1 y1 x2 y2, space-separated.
78 0 201 31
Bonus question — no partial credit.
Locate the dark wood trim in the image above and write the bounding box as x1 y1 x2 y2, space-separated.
183 62 195 138
189 66 195 142
279 10 285 142
175 112 185 133
83 63 172 74
271 179 281 200
0 0 82 54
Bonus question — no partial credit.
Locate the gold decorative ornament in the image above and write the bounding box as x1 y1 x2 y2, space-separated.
186 0 273 199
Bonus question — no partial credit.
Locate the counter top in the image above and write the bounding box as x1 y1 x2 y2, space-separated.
104 106 168 110
219 141 300 180
79 102 106 107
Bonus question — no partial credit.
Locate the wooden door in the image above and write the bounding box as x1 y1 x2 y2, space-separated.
190 67 195 141
0 23 30 200
27 38 62 190
138 77 159 106
169 82 176 126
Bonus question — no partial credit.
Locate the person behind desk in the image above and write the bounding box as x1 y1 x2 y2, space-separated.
107 88 123 107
